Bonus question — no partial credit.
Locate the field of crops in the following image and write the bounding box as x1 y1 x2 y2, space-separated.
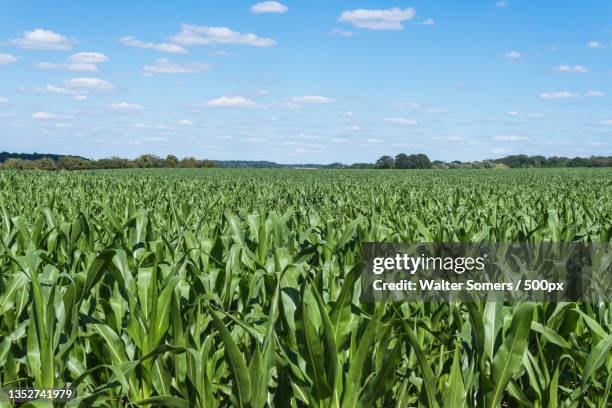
0 168 610 407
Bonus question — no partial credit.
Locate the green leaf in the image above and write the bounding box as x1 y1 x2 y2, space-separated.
398 314 440 408
341 316 378 408
547 365 559 408
296 286 331 400
530 321 570 349
211 309 251 406
483 301 503 359
580 334 612 394
444 348 466 408
82 249 116 298
134 395 190 408
358 333 403 408
487 303 534 408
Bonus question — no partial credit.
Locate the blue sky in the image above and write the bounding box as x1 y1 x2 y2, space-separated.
0 1 611 163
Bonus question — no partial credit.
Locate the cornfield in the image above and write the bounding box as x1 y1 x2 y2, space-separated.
0 168 610 407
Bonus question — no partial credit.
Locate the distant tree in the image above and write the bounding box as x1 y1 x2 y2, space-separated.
349 162 375 169
480 160 496 169
97 156 133 169
165 154 178 168
546 156 568 167
58 156 91 170
530 155 546 167
489 154 612 168
432 160 446 169
3 158 33 169
394 153 410 169
590 156 612 167
179 157 199 168
375 155 395 169
33 158 56 170
412 154 432 169
495 154 531 168
0 152 81 163
394 153 432 169
199 160 216 168
134 154 162 168
568 157 589 167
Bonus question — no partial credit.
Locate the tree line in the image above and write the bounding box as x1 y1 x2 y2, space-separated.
1 151 612 170
0 154 216 170
367 153 612 169
374 153 433 169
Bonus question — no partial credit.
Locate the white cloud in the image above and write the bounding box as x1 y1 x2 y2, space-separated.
399 102 448 113
587 41 603 49
33 52 108 73
170 24 276 47
600 119 612 125
55 123 72 128
586 90 605 97
246 137 267 143
19 85 89 101
68 52 108 63
495 135 528 141
64 77 114 92
554 64 588 73
419 18 435 26
178 119 193 125
110 102 144 110
20 82 100 99
34 62 98 72
504 51 522 59
426 107 448 113
205 96 256 108
209 50 229 56
539 91 577 99
8 28 75 50
118 36 187 54
331 138 349 143
278 101 300 110
331 28 356 37
383 117 417 125
132 123 174 130
32 111 71 120
491 147 511 155
143 58 211 74
496 1 509 8
250 1 288 14
292 95 335 104
0 97 10 106
0 53 18 66
507 111 520 116
339 7 416 30
20 85 72 94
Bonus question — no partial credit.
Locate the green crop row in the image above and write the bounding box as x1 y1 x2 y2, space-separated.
0 168 610 407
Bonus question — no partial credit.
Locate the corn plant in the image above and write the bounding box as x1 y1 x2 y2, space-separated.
0 168 610 407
